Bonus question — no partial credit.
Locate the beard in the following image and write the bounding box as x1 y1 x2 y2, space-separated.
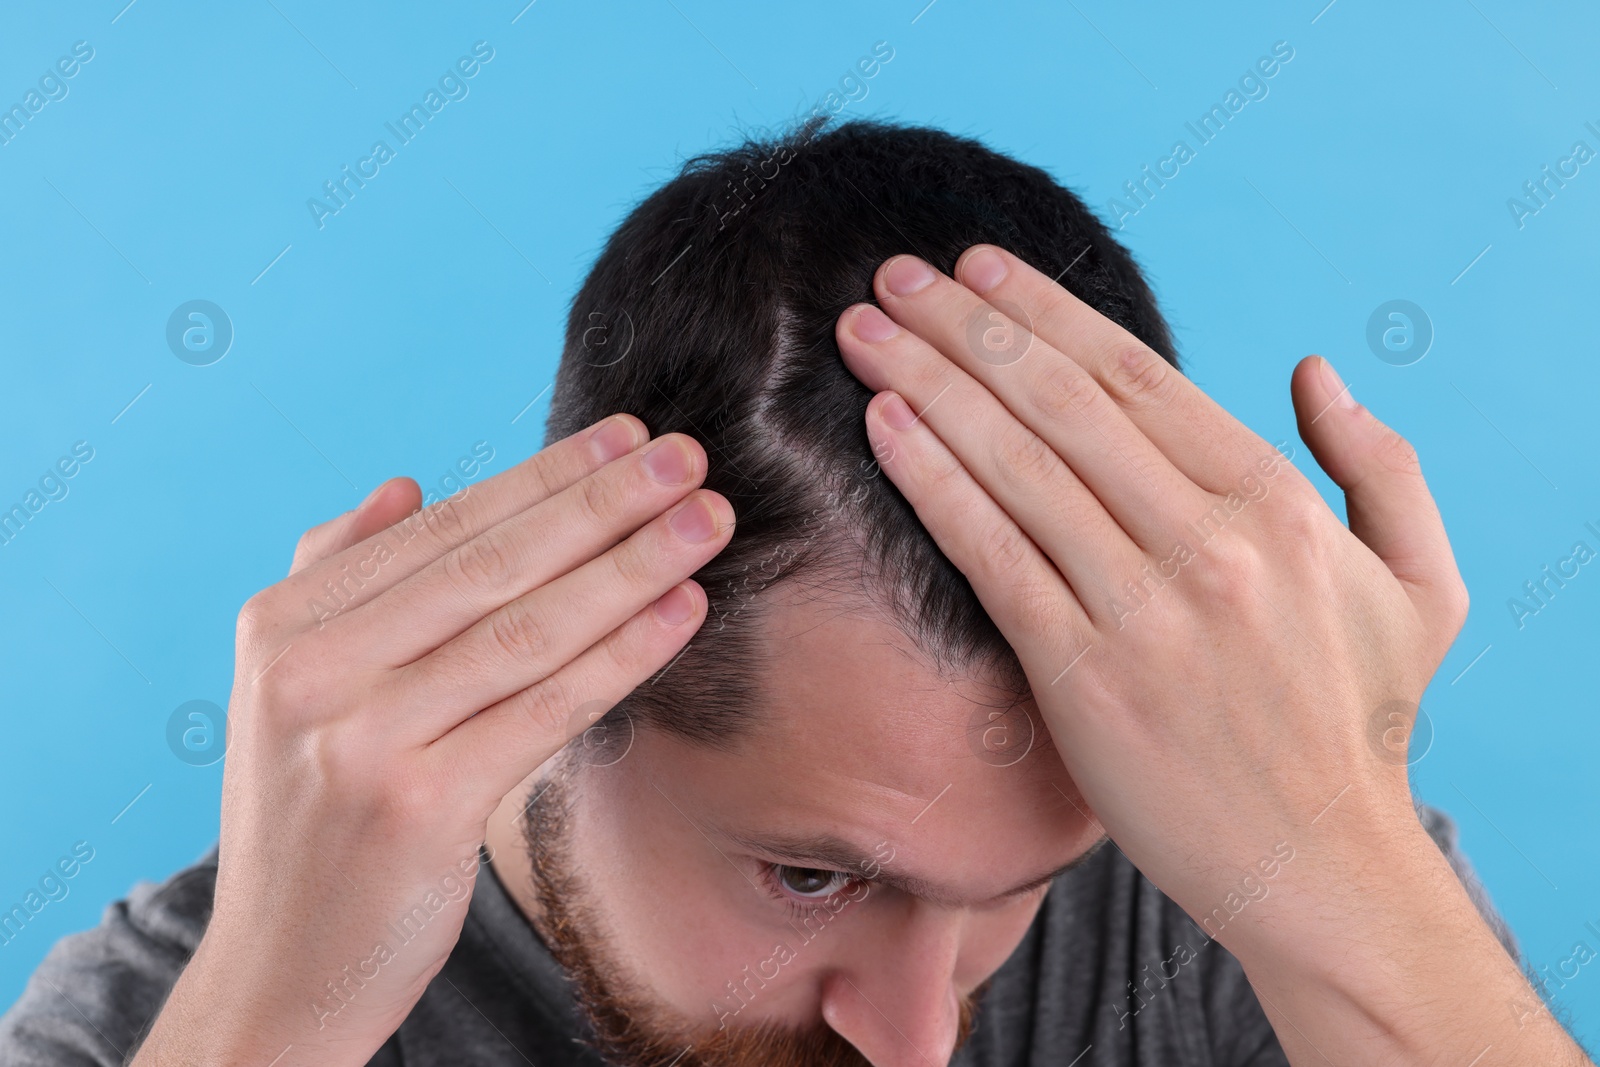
517 757 986 1067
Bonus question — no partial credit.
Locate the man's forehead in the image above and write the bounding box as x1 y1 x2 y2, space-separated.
722 590 1069 810
632 591 1099 904
750 588 1025 754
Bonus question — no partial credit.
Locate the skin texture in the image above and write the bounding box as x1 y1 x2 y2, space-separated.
826 246 1590 1066
483 586 1103 1066
130 246 1593 1067
131 419 738 1067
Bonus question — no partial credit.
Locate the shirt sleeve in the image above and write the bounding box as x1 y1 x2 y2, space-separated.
0 848 219 1066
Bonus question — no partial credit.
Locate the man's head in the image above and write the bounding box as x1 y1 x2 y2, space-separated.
488 117 1177 1066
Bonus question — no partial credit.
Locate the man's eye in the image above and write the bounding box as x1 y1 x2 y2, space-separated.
773 864 851 898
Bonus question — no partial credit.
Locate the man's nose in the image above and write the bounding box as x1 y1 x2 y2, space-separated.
816 905 966 1067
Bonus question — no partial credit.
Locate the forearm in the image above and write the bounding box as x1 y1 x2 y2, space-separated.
1228 805 1591 1067
130 932 384 1067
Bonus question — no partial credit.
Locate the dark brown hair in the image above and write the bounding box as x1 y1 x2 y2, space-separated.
543 116 1178 749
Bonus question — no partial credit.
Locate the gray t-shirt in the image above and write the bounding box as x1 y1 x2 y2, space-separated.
0 802 1518 1066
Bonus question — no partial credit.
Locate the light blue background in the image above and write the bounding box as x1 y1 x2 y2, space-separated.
2 0 1596 1049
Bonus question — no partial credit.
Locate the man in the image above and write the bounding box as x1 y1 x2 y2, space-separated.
1 117 1588 1066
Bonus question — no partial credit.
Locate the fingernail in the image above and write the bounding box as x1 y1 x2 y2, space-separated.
1320 357 1359 411
961 247 1007 293
884 255 935 296
881 392 918 431
653 582 696 625
589 416 639 463
851 304 899 343
669 497 718 542
643 439 692 483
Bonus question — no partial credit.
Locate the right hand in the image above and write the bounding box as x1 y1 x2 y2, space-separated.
133 413 734 1067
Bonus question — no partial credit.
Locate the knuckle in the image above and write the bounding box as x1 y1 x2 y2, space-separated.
437 490 475 539
612 537 663 591
1101 342 1176 411
921 450 968 499
1009 576 1061 637
1424 573 1471 634
381 763 451 827
974 520 1035 584
1372 428 1423 479
236 587 302 657
485 600 551 665
515 672 582 740
251 653 317 720
996 429 1062 493
573 468 622 528
446 531 518 596
416 492 472 548
520 450 566 503
391 507 447 563
237 588 277 635
1253 463 1320 525
1263 492 1324 543
1447 578 1471 628
327 738 447 830
1032 360 1104 426
1189 536 1261 604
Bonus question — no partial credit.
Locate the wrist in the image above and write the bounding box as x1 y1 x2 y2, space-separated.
1226 793 1449 965
134 932 377 1067
1220 794 1564 1064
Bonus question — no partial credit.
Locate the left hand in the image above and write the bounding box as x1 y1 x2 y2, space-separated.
833 245 1470 958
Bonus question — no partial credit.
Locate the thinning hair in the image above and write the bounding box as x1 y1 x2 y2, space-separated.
543 116 1178 749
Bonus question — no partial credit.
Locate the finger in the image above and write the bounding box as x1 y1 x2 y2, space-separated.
866 255 1212 547
1292 356 1469 638
288 477 423 576
430 579 709 806
861 388 1098 656
836 302 1151 593
385 487 734 743
337 433 710 665
278 413 649 624
951 244 1272 495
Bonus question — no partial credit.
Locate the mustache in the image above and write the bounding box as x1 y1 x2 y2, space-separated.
574 981 985 1067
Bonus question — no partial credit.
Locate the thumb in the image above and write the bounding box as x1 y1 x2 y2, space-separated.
1292 355 1470 643
288 476 423 576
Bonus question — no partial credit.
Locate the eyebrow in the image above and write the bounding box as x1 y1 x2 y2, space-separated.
720 829 1110 909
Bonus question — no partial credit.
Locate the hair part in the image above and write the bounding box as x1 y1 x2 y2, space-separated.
543 116 1178 750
